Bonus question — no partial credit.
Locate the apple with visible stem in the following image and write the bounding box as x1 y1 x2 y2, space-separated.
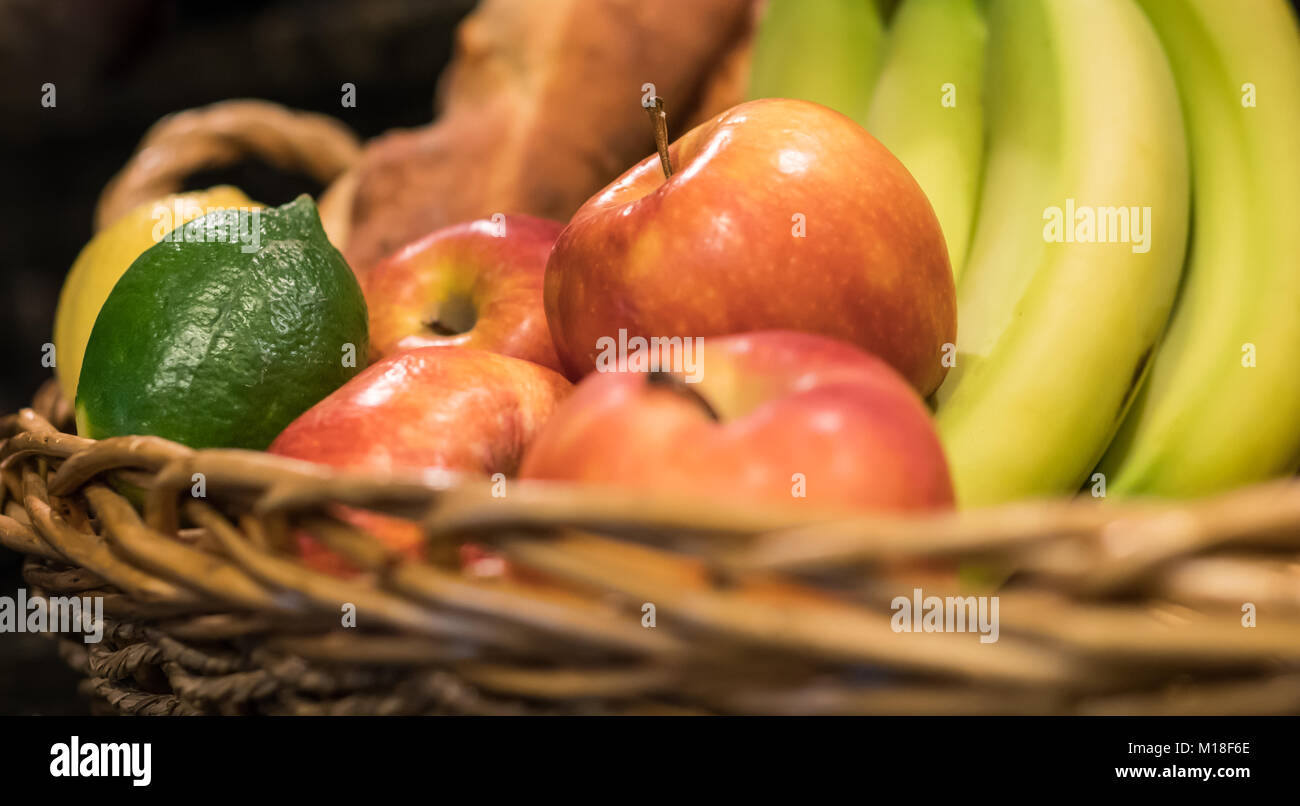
364 215 565 372
544 97 955 395
268 346 572 575
519 330 954 511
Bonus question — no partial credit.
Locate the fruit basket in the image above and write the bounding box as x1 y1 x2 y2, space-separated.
4 0 1300 716
8 377 1300 715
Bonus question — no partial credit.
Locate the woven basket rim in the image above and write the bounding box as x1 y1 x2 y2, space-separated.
5 383 1300 715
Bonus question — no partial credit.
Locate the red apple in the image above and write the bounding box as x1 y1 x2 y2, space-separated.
364 215 565 372
544 97 955 395
519 330 954 511
269 346 572 574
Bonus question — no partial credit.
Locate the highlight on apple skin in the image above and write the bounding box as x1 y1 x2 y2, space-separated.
543 97 956 396
363 214 566 373
268 346 572 574
519 330 955 512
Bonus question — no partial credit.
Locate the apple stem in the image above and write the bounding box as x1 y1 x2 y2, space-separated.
645 96 674 180
647 371 718 421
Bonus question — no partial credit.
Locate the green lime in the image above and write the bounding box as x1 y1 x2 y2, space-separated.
75 195 368 450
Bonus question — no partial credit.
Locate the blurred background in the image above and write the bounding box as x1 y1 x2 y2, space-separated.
0 0 474 714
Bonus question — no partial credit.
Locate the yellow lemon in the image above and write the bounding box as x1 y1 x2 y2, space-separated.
53 186 257 402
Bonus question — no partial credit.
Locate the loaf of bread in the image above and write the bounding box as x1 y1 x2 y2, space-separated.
340 0 756 274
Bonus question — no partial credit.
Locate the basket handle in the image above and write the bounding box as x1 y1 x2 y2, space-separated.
95 100 362 232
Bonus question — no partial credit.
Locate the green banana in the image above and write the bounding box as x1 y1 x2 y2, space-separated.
866 0 987 277
934 0 1189 507
747 0 885 125
1097 0 1300 496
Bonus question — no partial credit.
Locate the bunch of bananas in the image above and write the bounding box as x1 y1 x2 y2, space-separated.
750 0 1300 506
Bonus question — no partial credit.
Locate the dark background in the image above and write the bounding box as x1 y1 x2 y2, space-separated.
0 0 473 714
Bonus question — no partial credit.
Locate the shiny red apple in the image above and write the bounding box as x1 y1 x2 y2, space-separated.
544 97 955 395
269 346 571 574
364 215 565 372
519 331 954 511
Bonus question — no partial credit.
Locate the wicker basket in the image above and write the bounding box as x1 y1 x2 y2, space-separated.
3 102 1300 716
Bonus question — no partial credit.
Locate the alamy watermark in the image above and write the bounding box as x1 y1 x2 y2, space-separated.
594 328 704 383
890 587 999 644
0 588 103 643
1043 199 1151 254
50 736 150 787
151 200 262 254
